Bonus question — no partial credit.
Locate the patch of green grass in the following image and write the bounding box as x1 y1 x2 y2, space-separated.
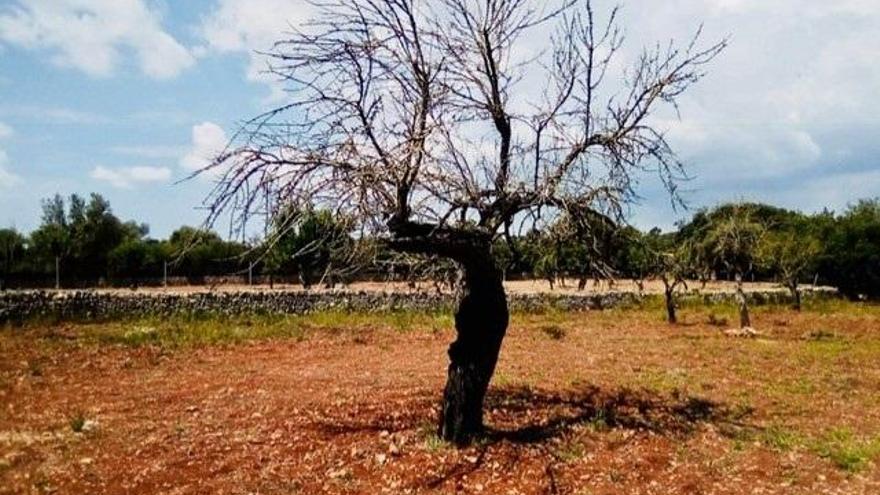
635 367 690 394
555 438 586 462
803 328 839 342
811 428 880 472
760 425 802 452
802 339 851 361
754 425 880 472
803 298 880 316
585 409 609 432
68 309 453 348
423 432 448 453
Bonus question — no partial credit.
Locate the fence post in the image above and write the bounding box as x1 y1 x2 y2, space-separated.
163 261 168 288
55 256 60 290
248 263 253 286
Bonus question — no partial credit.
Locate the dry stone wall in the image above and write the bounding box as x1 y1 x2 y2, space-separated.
0 288 836 324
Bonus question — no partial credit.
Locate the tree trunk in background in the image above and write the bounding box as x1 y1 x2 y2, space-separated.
735 273 751 328
438 256 508 445
664 286 677 324
789 282 801 311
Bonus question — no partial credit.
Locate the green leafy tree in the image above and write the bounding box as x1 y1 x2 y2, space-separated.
818 200 880 299
265 207 355 289
698 205 765 328
29 195 72 281
638 230 692 323
0 228 26 289
758 226 820 310
168 227 248 279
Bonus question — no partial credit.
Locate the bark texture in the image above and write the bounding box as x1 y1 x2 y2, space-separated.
664 288 677 324
438 256 508 445
735 273 751 328
788 283 802 311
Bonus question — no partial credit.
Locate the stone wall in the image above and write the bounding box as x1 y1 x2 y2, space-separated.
0 288 837 324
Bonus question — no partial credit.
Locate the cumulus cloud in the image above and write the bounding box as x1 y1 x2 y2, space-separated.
199 0 316 99
90 165 171 189
188 0 880 227
180 122 228 176
584 0 880 226
0 0 194 79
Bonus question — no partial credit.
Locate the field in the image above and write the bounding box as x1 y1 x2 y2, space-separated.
2 299 879 494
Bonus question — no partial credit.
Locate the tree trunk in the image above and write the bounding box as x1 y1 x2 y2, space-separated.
665 287 677 324
438 257 508 445
735 273 751 328
789 282 801 311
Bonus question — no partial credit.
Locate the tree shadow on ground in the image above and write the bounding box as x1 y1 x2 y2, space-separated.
483 384 752 444
311 385 755 492
312 384 753 442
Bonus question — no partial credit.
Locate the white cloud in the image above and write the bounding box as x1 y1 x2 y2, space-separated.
90 165 171 189
199 0 315 99
596 0 880 195
0 149 21 189
180 122 228 176
0 0 194 79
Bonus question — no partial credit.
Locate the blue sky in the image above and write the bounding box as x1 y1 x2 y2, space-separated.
1 0 879 238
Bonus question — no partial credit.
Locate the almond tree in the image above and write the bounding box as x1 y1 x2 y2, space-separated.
202 0 725 444
758 229 820 311
639 231 691 323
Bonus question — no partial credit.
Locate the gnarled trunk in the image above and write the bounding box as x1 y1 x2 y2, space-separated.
787 281 801 311
438 257 508 445
664 287 677 324
735 273 751 328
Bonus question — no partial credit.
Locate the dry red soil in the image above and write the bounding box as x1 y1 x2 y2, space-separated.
2 307 879 494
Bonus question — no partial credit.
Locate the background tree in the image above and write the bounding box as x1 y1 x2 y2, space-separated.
699 205 765 328
817 199 880 300
181 0 722 443
265 207 356 289
639 230 690 323
0 228 26 290
168 227 248 280
758 224 820 310
29 194 72 285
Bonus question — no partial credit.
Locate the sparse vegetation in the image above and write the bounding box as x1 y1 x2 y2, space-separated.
812 429 880 472
3 302 879 493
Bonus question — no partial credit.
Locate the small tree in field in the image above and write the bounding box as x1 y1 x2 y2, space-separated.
701 206 764 328
531 212 618 290
202 0 724 444
265 207 355 289
758 229 820 311
639 231 691 324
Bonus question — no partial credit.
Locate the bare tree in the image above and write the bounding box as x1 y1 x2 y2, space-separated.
201 0 725 444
